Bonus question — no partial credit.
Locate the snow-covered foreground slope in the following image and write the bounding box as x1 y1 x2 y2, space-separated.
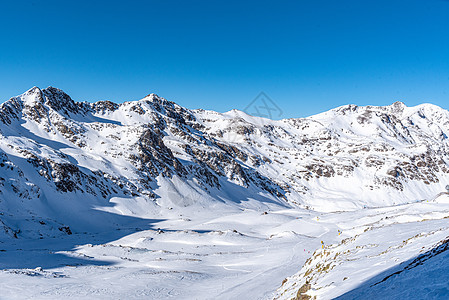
3 194 449 299
2 87 449 298
275 194 449 300
0 205 318 299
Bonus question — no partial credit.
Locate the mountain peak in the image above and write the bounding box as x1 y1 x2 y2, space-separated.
21 86 45 105
143 92 160 99
43 86 66 95
392 100 406 107
390 100 406 113
26 86 42 94
42 87 79 115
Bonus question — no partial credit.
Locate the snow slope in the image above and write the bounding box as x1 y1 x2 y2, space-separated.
275 194 449 299
2 87 449 298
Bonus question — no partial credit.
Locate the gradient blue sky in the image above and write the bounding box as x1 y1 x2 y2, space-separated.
1 0 449 118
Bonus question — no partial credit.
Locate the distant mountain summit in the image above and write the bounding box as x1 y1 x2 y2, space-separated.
1 87 449 238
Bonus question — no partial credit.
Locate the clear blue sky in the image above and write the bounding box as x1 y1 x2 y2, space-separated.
1 0 449 118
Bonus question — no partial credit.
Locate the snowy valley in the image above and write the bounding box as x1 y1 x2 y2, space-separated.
1 87 449 299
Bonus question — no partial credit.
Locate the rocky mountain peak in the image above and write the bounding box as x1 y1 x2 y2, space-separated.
26 86 44 98
42 86 79 115
391 100 406 108
19 86 45 106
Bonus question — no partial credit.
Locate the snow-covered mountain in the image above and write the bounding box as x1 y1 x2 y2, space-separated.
2 87 449 299
2 87 449 232
0 86 287 238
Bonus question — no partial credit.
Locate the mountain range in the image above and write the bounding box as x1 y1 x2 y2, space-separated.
2 87 449 299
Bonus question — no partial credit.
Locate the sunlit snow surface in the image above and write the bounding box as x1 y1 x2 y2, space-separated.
2 196 449 299
0 201 314 299
276 194 449 300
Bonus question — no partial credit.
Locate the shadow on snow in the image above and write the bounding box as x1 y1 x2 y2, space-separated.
0 210 166 270
336 238 449 299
